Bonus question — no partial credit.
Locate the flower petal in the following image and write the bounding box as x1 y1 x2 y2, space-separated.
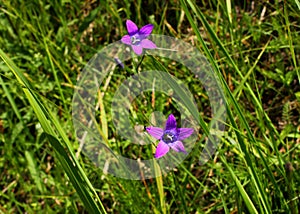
126 20 138 35
178 128 194 140
155 141 170 158
114 58 124 69
121 35 132 45
169 141 187 154
165 114 177 130
140 39 157 49
131 45 143 55
146 126 163 140
139 24 154 37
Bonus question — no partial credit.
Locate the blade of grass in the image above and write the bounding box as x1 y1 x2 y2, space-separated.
42 36 68 112
0 48 107 214
0 75 34 142
180 0 274 212
220 156 259 214
150 114 166 214
154 161 166 214
183 1 293 211
182 1 290 176
25 150 45 193
284 2 300 84
172 172 188 213
296 0 300 10
149 56 210 140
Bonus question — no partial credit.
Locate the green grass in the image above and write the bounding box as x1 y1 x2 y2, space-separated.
0 0 299 213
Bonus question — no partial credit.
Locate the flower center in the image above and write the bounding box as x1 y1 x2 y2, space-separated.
162 130 177 144
130 35 141 45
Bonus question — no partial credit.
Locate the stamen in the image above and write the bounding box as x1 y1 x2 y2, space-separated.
130 35 140 45
162 132 176 144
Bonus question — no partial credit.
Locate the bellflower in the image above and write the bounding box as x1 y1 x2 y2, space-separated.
121 20 156 55
146 114 194 159
114 57 124 69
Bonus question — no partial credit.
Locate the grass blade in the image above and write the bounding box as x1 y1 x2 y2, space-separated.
0 48 107 214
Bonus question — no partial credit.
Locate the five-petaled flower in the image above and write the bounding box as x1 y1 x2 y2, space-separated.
121 20 156 55
146 114 194 159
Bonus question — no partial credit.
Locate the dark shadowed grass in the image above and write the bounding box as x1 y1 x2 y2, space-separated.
0 0 299 213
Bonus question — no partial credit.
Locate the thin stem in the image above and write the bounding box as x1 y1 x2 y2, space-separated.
136 54 145 72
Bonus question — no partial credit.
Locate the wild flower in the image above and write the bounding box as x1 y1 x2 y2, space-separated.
121 20 156 55
146 114 194 158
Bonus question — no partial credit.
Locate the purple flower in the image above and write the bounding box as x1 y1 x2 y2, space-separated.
121 20 156 55
114 57 124 69
146 114 194 159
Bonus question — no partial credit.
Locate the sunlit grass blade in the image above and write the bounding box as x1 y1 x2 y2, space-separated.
42 36 68 111
149 56 210 138
154 161 166 214
220 156 258 214
149 114 167 214
181 1 290 178
98 89 108 139
0 48 107 214
180 0 275 212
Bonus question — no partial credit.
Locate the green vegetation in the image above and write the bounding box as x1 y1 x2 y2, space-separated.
0 0 299 213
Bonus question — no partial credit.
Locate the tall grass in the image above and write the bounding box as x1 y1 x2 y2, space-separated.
0 0 299 213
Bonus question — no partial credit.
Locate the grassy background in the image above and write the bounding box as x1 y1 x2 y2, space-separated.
0 0 299 213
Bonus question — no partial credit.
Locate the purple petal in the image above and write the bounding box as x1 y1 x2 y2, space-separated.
178 128 194 140
140 39 157 49
155 141 169 158
139 24 154 37
169 141 187 154
114 58 124 69
146 127 163 140
132 45 143 55
126 20 138 35
121 35 132 45
165 114 177 130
